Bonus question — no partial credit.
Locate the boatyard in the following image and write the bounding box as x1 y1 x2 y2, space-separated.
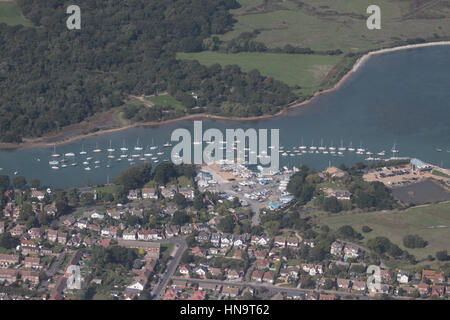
197 163 295 214
363 158 450 187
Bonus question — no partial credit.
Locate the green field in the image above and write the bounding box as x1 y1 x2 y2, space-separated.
222 0 450 51
177 51 341 87
320 202 450 265
0 2 34 27
146 94 185 110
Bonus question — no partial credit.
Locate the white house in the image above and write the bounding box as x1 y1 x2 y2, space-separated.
122 231 136 241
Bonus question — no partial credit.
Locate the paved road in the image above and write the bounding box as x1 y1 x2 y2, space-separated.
46 249 66 277
151 237 187 300
170 276 373 299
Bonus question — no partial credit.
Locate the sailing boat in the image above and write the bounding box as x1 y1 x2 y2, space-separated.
150 138 157 150
329 140 336 151
391 142 399 154
357 140 365 152
79 144 87 155
338 139 346 151
120 140 128 151
318 138 326 151
348 142 355 152
51 145 61 158
93 142 102 153
134 138 143 151
299 137 307 150
107 140 115 152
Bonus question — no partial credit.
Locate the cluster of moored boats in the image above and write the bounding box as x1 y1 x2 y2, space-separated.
279 138 400 161
47 138 172 171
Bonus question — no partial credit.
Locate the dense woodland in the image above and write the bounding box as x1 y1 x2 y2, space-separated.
0 0 297 142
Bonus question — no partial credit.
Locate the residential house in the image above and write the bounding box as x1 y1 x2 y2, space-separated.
209 267 222 278
211 233 221 247
63 217 75 227
76 220 88 230
138 229 161 241
256 259 271 270
107 209 122 220
251 270 264 282
20 270 40 285
189 290 207 300
191 246 206 258
431 285 445 297
416 283 430 296
255 249 268 260
330 241 344 256
179 265 190 275
179 187 195 200
127 189 141 200
222 286 240 298
162 288 179 300
31 190 46 201
274 236 286 248
286 237 299 248
263 272 275 284
142 188 158 199
337 278 351 291
57 232 67 245
122 231 136 241
47 230 58 242
160 186 176 199
194 267 207 278
251 236 270 246
28 228 42 240
43 203 57 216
0 254 19 268
320 294 338 300
197 231 210 242
397 270 410 284
220 234 233 248
303 240 315 248
380 269 392 283
0 269 19 284
343 244 360 260
24 257 41 270
422 269 445 284
233 234 248 248
226 269 242 281
352 280 367 292
165 225 179 238
10 225 25 237
181 225 193 235
328 189 351 200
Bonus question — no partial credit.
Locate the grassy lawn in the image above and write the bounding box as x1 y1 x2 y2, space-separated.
177 51 341 87
145 94 185 110
320 202 450 265
0 2 34 27
95 185 117 194
221 0 450 51
160 243 175 259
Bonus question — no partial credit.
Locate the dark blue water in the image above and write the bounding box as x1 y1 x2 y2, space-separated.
1 45 450 188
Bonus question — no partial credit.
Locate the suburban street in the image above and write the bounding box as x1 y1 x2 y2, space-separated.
170 276 373 299
151 237 187 300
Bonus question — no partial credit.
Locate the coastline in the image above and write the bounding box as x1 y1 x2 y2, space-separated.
2 40 450 151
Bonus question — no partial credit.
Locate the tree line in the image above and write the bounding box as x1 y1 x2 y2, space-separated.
0 0 296 142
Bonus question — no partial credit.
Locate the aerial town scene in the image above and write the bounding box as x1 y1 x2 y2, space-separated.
0 0 450 308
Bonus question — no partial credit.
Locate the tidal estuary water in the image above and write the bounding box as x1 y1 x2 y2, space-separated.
1 45 450 188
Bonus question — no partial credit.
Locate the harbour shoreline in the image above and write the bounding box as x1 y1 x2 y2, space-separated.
2 40 450 151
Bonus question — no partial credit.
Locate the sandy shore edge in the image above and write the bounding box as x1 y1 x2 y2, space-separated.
2 40 450 151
